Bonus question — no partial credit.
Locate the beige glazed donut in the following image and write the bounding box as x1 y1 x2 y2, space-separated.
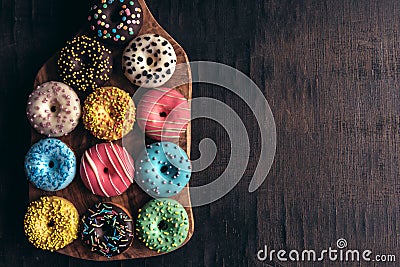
26 81 81 137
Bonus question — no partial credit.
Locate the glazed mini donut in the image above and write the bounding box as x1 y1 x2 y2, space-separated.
135 142 191 198
122 34 177 87
80 142 134 197
137 87 190 142
25 138 76 191
24 196 79 251
88 0 143 44
26 81 81 137
81 202 134 257
82 87 136 141
58 35 113 91
136 198 189 253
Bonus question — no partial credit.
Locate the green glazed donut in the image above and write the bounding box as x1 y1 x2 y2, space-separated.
136 198 189 253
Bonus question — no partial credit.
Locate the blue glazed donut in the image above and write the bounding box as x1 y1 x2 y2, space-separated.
24 138 76 191
135 142 191 198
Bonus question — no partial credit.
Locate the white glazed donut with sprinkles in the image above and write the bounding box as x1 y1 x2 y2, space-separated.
122 34 177 87
88 0 143 44
26 81 81 137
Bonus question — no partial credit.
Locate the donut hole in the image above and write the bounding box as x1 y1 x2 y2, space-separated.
110 9 123 23
157 220 168 231
80 53 92 66
160 166 168 173
47 219 55 228
48 161 55 168
49 102 61 114
103 167 109 174
102 222 116 237
160 164 179 179
109 109 117 118
159 111 168 118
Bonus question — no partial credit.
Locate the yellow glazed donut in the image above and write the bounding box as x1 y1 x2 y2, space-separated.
24 196 79 251
82 87 136 141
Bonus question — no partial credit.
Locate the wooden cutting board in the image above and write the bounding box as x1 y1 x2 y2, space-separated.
28 0 194 261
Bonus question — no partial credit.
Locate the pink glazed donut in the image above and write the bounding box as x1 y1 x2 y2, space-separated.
80 143 134 197
136 88 190 142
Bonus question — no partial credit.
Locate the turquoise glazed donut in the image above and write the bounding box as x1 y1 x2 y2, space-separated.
135 142 191 198
24 138 76 191
136 198 189 253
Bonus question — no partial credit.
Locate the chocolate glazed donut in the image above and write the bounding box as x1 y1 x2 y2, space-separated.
58 35 113 91
81 202 134 258
88 0 144 44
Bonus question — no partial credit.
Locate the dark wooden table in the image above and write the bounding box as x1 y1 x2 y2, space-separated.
1 0 399 266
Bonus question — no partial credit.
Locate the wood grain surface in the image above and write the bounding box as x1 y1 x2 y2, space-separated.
28 0 194 261
1 0 400 266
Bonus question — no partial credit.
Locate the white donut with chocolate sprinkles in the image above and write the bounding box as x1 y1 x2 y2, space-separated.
122 34 177 87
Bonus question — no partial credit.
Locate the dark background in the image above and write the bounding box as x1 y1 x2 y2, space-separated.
1 0 400 266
